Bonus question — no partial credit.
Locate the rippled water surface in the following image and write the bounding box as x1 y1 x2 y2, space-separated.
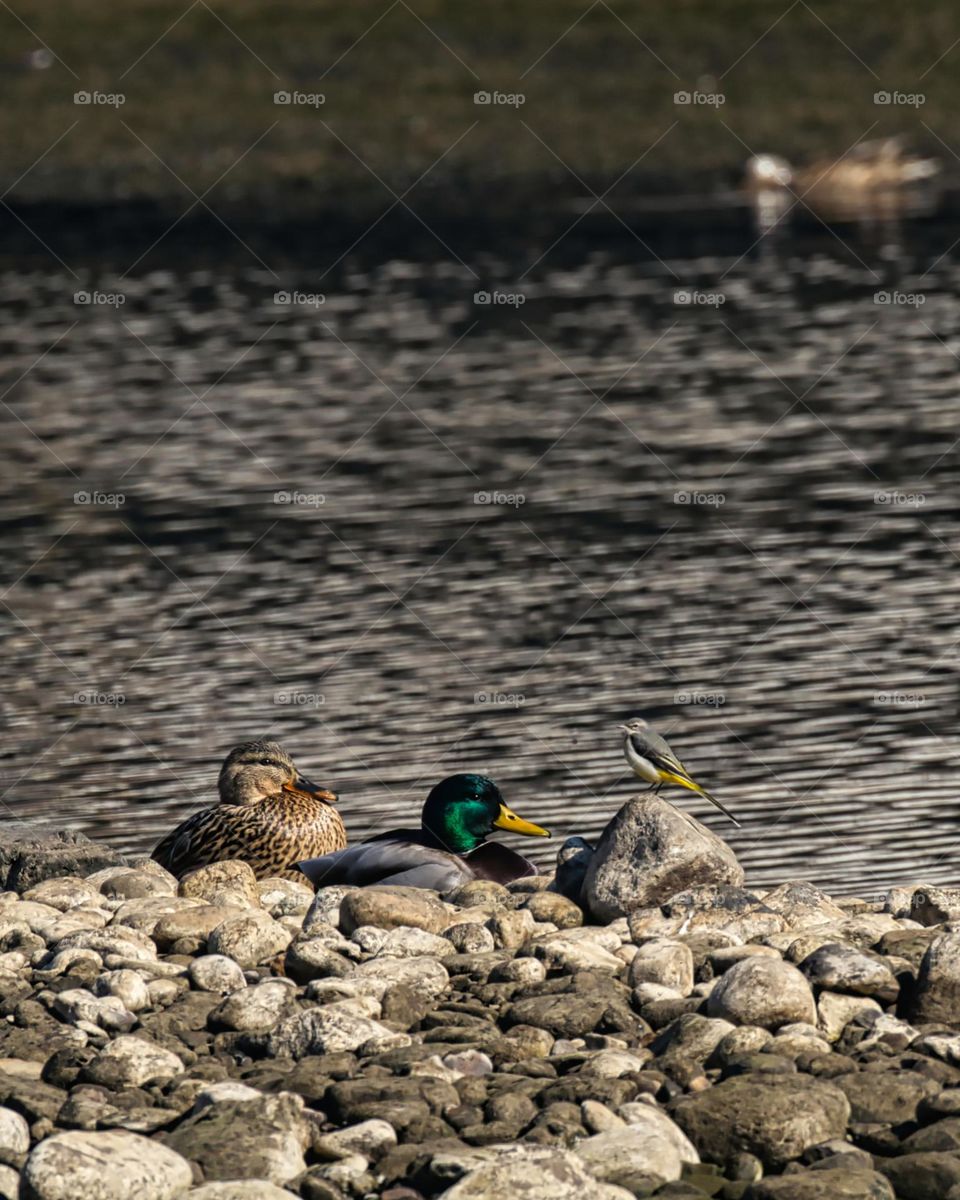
1 230 958 894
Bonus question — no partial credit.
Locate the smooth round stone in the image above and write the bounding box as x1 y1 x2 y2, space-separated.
189 954 248 994
446 880 513 910
490 957 546 985
0 1105 29 1156
93 969 150 1012
707 957 817 1030
522 892 584 928
180 861 262 909
193 1081 262 1111
22 1130 192 1200
445 923 496 954
84 1036 184 1087
629 938 695 995
207 912 292 968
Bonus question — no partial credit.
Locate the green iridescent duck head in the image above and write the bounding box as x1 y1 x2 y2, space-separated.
420 773 549 855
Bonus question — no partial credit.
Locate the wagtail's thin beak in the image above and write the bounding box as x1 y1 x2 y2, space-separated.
283 773 338 803
493 801 550 839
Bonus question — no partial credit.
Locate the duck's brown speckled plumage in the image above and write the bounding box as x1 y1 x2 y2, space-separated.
152 739 345 881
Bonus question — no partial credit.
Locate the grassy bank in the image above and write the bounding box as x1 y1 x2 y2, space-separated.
1 2 958 229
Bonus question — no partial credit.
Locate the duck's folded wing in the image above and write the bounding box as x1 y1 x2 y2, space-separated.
151 808 221 879
297 841 471 891
462 842 539 885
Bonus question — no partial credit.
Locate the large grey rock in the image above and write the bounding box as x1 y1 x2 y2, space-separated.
189 954 247 994
50 988 136 1033
910 932 960 1023
436 1145 634 1199
284 938 353 984
301 886 356 934
192 1082 263 1111
207 912 292 967
446 923 496 954
93 969 151 1013
651 1013 736 1063
21 1130 191 1200
523 891 584 928
619 1103 700 1161
376 926 451 959
797 944 899 1003
187 1186 294 1200
488 908 536 950
338 887 451 935
629 938 694 995
0 1105 29 1156
817 992 882 1043
163 1093 308 1184
628 885 779 941
837 1010 919 1055
503 993 608 1039
0 825 126 893
707 957 817 1029
671 1074 850 1170
269 1003 404 1058
744 1170 895 1199
313 1117 397 1161
152 905 243 950
353 954 449 1000
528 932 623 975
111 896 196 937
760 882 846 928
210 979 297 1033
910 886 960 927
94 864 176 900
23 876 101 911
84 1036 184 1088
836 1070 940 1124
0 1163 19 1200
878 1152 960 1200
574 1104 699 1188
581 796 744 922
180 860 261 909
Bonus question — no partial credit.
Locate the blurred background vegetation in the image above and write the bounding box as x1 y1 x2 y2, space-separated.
0 0 957 235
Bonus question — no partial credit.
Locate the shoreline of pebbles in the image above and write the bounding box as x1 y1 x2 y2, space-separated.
2 798 960 1199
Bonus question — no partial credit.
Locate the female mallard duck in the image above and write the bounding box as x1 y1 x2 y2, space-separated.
152 739 345 881
297 773 549 891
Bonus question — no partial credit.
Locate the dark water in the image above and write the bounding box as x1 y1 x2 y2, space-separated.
1 228 958 895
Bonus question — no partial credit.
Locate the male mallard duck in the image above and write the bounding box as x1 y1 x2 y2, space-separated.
745 138 941 229
297 772 549 891
152 739 345 881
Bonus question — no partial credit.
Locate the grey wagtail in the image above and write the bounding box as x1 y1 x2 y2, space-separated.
620 717 740 826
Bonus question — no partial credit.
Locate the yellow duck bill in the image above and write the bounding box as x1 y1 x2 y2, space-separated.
492 802 550 838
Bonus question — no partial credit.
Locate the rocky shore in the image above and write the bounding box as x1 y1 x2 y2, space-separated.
2 800 960 1199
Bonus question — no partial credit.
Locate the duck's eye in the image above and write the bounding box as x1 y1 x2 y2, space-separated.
257 758 279 767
